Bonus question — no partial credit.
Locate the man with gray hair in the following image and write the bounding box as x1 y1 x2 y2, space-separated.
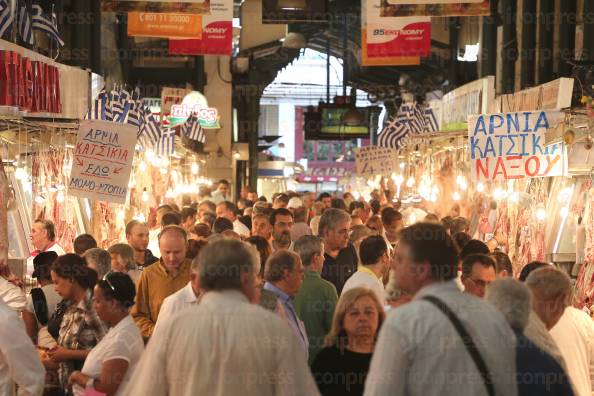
293 236 338 364
125 239 319 396
486 278 574 395
262 250 309 357
319 208 358 293
132 225 191 339
527 267 594 396
83 248 111 279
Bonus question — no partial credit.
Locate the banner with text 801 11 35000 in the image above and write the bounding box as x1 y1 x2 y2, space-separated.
68 120 138 204
467 110 566 182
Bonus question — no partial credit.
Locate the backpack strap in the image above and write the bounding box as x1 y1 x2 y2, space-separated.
422 295 495 396
30 288 49 326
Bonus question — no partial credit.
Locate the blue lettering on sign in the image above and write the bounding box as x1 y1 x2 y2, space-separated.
489 114 504 135
473 116 487 136
534 111 549 132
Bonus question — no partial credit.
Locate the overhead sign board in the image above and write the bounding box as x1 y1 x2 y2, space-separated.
380 0 490 16
102 0 210 13
127 12 203 38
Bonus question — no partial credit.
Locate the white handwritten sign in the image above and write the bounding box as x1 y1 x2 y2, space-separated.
69 120 137 204
467 111 566 182
355 146 398 177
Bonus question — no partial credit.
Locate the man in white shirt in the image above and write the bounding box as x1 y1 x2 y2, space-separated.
527 266 594 396
153 256 201 335
0 297 45 396
124 239 319 396
210 179 231 204
461 254 497 298
27 219 66 276
364 222 517 396
215 201 250 237
342 235 388 306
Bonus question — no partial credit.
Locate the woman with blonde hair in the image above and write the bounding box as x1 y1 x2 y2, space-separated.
311 287 385 396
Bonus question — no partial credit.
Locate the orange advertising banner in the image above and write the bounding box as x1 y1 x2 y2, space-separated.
128 12 203 39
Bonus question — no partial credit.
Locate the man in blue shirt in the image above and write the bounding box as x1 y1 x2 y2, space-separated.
262 250 308 358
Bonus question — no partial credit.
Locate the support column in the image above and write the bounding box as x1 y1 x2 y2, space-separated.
520 0 537 88
501 0 518 93
480 0 498 77
538 0 555 84
558 0 576 77
449 17 460 87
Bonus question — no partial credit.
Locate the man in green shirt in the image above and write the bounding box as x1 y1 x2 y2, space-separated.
293 235 338 365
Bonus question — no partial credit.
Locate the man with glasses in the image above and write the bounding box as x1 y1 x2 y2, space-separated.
461 254 497 298
319 208 357 294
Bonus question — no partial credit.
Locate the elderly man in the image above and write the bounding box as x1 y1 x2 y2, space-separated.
461 254 497 298
364 223 517 396
319 208 358 294
124 239 319 395
485 278 574 395
527 267 594 396
132 225 191 339
126 220 158 268
270 208 294 251
252 213 272 240
293 236 337 364
28 219 65 275
82 248 111 279
216 201 250 237
263 250 308 357
153 255 201 336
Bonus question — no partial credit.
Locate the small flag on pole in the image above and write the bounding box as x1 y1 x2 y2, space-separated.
0 0 14 39
31 4 64 46
156 129 175 156
18 1 33 45
182 114 205 143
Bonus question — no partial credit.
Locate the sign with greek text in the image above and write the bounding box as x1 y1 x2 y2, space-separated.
355 146 399 177
69 120 137 204
468 111 566 182
127 12 203 39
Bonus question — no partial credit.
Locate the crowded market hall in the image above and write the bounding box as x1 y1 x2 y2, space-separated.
2 0 594 395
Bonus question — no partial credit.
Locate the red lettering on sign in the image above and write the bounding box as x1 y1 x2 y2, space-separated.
0 50 62 113
504 155 524 179
540 155 560 176
475 158 489 179
524 156 540 177
492 157 508 180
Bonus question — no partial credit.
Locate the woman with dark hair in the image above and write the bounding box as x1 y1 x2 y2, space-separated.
45 254 107 395
69 272 144 396
311 287 385 396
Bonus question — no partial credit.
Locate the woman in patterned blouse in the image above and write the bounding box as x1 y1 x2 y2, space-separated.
43 254 107 395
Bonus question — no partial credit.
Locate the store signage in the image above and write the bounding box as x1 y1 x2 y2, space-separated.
467 111 566 182
161 87 192 118
380 0 490 16
490 78 575 113
102 0 210 13
69 120 138 205
355 146 399 177
442 76 495 131
168 90 220 128
168 0 233 55
0 50 61 113
361 0 425 66
127 12 202 39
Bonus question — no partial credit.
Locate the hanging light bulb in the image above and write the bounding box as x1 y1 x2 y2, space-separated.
139 161 147 172
560 206 569 217
56 191 65 203
509 192 520 203
476 182 485 193
191 162 199 175
399 163 405 170
558 187 573 203
142 188 149 203
406 176 415 188
117 210 126 221
493 188 507 200
128 178 136 188
452 191 461 201
536 206 546 221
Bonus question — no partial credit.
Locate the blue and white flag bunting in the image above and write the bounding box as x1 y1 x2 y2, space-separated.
182 113 205 143
378 102 439 150
0 0 13 38
18 1 33 45
139 107 162 145
31 4 64 46
156 129 175 156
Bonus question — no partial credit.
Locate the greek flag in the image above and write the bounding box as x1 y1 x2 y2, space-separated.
109 89 122 122
156 129 175 156
31 4 64 46
18 1 33 45
0 0 13 38
408 103 427 135
127 90 142 128
378 110 410 150
424 108 439 133
85 90 109 120
182 114 205 143
139 107 161 145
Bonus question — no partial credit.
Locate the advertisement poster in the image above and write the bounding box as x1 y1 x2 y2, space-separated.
69 120 137 204
127 12 202 38
362 0 427 66
380 0 490 17
168 0 233 56
467 111 566 182
102 0 210 13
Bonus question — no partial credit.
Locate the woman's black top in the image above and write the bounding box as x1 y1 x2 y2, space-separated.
311 345 373 396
